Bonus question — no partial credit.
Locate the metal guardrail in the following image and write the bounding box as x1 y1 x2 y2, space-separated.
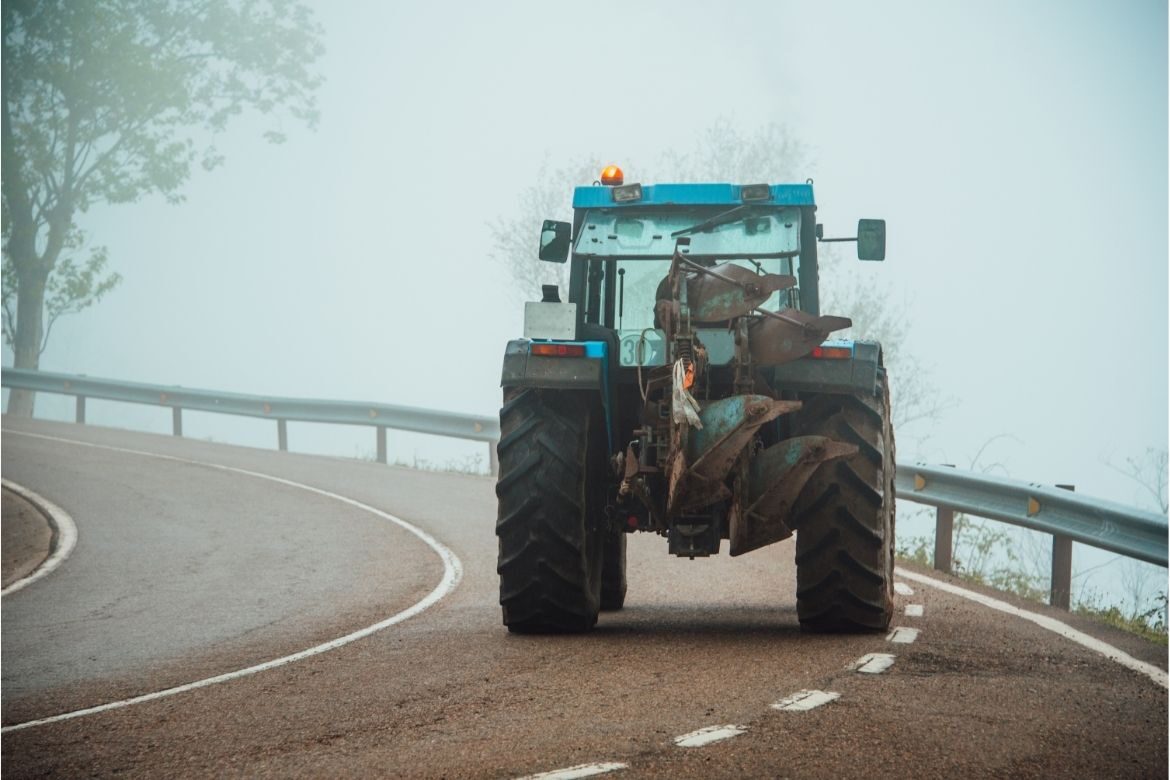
5 368 1167 611
1 367 502 473
895 464 1168 609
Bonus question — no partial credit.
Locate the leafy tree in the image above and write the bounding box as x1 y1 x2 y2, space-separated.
489 119 949 432
2 0 323 415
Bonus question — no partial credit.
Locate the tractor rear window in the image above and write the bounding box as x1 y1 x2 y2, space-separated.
606 255 797 368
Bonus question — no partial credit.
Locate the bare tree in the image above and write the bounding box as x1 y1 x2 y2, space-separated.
488 119 949 433
489 155 598 303
1106 447 1169 514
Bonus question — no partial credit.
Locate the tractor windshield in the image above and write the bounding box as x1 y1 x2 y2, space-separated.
574 206 801 259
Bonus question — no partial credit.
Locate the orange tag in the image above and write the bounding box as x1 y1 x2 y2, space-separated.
684 362 695 389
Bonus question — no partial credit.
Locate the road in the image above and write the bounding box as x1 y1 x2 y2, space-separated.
2 416 1166 778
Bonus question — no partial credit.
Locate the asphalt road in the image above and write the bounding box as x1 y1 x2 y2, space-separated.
1 416 1166 779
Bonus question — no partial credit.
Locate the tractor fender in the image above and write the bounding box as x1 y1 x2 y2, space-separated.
500 338 614 452
770 339 885 396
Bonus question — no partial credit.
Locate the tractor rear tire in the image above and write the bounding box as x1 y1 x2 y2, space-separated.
600 530 627 610
792 375 895 632
495 387 605 633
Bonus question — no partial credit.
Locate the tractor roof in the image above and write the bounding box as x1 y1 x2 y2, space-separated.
572 182 815 209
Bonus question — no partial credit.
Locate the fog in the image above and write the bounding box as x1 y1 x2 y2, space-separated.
5 2 1167 603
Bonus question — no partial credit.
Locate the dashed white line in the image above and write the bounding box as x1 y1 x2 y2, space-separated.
850 653 896 674
887 626 919 644
895 566 1168 689
1 431 464 734
1 478 78 597
772 690 840 711
517 762 627 779
894 581 914 596
674 725 747 747
905 604 924 617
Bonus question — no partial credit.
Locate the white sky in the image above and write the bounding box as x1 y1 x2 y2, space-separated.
9 0 1168 525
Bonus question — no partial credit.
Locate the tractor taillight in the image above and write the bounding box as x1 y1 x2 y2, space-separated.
531 343 586 358
600 165 624 185
809 345 852 359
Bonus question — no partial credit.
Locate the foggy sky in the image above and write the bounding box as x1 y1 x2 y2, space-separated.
6 0 1167 523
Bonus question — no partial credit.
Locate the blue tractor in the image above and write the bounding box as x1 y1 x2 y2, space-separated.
496 167 893 633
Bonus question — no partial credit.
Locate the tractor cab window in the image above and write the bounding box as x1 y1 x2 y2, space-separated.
575 206 804 367
605 256 797 367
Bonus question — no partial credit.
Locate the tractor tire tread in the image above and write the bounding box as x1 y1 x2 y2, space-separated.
792 376 896 633
495 387 602 633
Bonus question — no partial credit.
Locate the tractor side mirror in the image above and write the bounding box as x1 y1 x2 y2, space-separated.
538 220 571 263
857 219 886 262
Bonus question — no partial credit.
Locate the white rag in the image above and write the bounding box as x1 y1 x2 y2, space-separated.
671 359 703 429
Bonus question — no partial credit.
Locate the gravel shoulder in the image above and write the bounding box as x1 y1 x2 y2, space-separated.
1 486 53 588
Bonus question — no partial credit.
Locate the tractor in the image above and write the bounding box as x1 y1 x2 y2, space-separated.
495 166 894 634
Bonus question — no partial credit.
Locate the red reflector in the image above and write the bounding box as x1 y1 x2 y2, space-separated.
627 515 638 528
531 343 586 357
809 346 852 359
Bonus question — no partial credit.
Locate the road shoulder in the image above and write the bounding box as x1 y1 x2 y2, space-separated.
2 485 53 588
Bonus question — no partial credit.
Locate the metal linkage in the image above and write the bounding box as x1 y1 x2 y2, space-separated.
2 367 501 473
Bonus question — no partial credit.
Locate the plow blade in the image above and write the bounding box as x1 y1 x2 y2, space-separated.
728 436 858 556
685 265 796 322
748 310 853 365
669 395 801 514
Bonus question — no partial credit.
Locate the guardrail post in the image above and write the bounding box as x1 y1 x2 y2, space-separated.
75 395 86 424
934 506 954 573
278 420 288 452
1050 484 1075 610
376 427 387 464
489 441 499 477
172 407 182 437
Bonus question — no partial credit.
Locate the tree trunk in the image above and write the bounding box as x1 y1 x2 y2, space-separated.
6 263 48 418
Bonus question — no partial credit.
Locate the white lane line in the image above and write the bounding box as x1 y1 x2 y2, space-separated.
771 690 840 712
517 762 627 779
674 724 747 747
895 567 1168 689
1 479 78 597
894 582 914 596
1 431 464 733
905 604 924 617
887 627 919 644
850 653 896 674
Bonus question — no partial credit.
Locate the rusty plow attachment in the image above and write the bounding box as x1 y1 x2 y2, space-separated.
666 395 801 515
728 436 858 556
683 263 796 322
748 309 852 365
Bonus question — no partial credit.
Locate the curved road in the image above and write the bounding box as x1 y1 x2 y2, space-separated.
2 417 1166 778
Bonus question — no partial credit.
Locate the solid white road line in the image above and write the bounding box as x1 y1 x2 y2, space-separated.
886 627 919 644
674 725 747 747
894 582 914 596
1 478 78 597
894 567 1168 689
1 431 464 733
517 762 628 779
905 604 924 617
771 690 840 712
850 653 896 674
